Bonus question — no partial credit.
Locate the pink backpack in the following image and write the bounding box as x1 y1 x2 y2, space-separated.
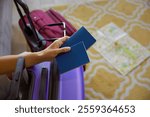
15 0 76 52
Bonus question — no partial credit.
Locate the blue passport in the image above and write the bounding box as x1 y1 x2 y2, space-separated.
56 42 90 74
62 26 96 49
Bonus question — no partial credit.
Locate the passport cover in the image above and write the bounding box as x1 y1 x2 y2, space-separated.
62 26 96 49
56 42 90 74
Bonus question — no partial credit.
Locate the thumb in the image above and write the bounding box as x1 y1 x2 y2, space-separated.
55 47 71 55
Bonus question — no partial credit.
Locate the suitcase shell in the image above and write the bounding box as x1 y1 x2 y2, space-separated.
60 66 84 100
29 62 84 100
28 62 51 100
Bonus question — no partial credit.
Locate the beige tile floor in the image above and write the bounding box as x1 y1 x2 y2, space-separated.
25 0 94 10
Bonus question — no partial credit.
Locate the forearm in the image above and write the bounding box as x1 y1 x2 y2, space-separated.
0 36 70 75
0 52 45 75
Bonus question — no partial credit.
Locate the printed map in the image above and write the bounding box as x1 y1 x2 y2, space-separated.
94 23 150 75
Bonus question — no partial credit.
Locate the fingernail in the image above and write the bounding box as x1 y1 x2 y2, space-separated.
65 36 70 39
66 47 71 51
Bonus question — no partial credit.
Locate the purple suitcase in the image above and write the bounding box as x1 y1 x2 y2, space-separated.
29 62 84 100
14 0 85 100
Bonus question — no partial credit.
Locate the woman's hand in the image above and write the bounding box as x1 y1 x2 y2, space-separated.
39 36 71 61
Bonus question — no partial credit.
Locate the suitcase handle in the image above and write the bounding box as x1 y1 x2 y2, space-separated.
13 0 42 51
14 0 29 28
49 59 60 100
39 68 48 100
38 22 66 43
7 57 25 99
39 22 66 36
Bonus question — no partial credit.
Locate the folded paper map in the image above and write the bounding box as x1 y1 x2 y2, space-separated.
94 23 150 75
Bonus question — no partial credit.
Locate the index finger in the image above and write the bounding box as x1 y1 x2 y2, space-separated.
59 36 70 44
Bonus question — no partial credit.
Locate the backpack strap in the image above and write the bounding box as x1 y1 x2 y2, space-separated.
14 0 44 51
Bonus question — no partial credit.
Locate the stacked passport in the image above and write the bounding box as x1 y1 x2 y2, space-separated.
56 26 96 74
